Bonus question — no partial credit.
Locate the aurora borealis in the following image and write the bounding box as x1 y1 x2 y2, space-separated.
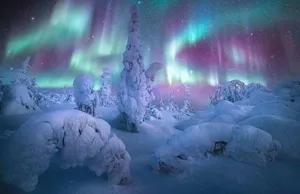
2 0 300 93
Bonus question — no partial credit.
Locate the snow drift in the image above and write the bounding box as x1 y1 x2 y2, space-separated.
153 123 280 174
0 83 41 115
239 115 300 160
175 101 251 130
1 110 131 192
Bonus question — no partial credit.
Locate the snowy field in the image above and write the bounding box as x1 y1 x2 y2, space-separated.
1 86 300 194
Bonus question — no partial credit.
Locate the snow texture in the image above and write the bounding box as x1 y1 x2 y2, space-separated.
153 123 280 173
0 110 131 192
117 5 151 132
210 80 246 106
98 67 115 107
0 83 41 115
175 100 251 130
73 74 98 116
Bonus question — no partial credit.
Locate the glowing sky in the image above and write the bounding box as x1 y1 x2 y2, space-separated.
2 0 300 90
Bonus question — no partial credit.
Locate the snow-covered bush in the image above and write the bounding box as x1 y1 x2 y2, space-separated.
244 83 267 98
0 83 41 115
117 5 151 132
145 106 162 120
73 74 98 116
0 110 131 192
210 80 246 106
98 67 114 107
165 92 178 111
153 123 280 174
12 57 38 102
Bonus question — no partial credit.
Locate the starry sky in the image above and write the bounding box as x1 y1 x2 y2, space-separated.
1 0 300 107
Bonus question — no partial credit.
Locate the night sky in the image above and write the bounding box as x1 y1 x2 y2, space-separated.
0 0 300 107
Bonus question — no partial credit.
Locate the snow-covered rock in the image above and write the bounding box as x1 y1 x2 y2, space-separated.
175 101 251 130
210 80 246 106
117 5 150 132
73 74 98 116
153 123 280 174
0 83 41 115
239 115 300 160
0 110 131 192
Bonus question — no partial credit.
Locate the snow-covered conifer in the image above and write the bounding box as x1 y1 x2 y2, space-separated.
158 92 165 110
182 83 191 114
117 5 150 132
13 57 38 99
166 92 177 111
73 74 98 116
210 80 246 106
245 83 267 98
99 67 114 107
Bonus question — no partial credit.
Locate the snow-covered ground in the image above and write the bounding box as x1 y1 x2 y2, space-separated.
1 88 300 194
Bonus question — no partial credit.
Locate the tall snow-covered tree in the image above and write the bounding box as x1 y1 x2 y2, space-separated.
117 4 150 132
99 67 113 107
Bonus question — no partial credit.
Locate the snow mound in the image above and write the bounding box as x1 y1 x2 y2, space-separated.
1 110 131 192
236 90 279 106
175 101 251 130
210 80 246 105
249 101 300 121
239 115 300 160
153 123 280 174
0 83 41 115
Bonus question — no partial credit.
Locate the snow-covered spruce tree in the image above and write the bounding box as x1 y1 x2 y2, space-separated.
210 80 246 106
166 92 178 111
158 92 165 110
12 57 38 102
73 74 98 116
99 67 114 107
174 83 192 120
144 62 163 120
117 5 151 132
